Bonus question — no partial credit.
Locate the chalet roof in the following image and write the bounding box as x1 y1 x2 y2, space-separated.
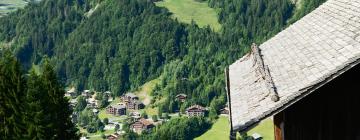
111 105 126 109
134 100 143 105
138 118 153 126
186 104 205 111
67 87 76 93
176 94 187 97
92 109 99 113
125 93 137 98
228 0 360 132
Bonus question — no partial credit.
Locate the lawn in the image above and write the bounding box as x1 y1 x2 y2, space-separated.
0 0 27 17
155 0 221 32
195 116 230 140
247 118 274 140
133 78 161 105
195 116 274 140
133 77 162 116
80 127 115 140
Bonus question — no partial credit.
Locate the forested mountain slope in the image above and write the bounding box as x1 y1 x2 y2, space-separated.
0 0 327 139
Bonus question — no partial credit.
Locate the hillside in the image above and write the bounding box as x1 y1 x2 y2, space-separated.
0 0 327 139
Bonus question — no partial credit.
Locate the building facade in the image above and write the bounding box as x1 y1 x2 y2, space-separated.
175 94 187 102
106 105 126 116
130 118 154 133
186 105 206 117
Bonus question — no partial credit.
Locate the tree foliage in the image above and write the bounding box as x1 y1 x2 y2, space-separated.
0 52 79 139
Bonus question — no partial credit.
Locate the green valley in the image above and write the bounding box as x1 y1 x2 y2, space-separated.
0 0 327 139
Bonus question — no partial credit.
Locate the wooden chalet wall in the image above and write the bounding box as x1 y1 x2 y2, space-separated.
276 64 360 140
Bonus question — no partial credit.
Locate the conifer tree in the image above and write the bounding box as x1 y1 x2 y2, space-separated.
0 51 26 139
41 59 79 139
24 70 46 139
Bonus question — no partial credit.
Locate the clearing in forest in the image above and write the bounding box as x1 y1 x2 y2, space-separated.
0 0 27 17
155 0 221 32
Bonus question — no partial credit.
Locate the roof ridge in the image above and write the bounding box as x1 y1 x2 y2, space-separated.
251 44 279 102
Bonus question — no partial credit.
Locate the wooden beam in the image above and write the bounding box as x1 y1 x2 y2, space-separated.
225 67 235 140
274 112 284 140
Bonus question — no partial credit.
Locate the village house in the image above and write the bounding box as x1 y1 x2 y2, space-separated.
86 98 97 109
186 105 206 117
65 88 77 98
130 118 154 133
121 93 144 110
220 107 229 115
121 93 138 103
175 94 187 102
130 111 141 121
104 91 112 95
92 109 99 115
82 90 92 98
104 91 114 102
226 1 360 139
127 100 144 110
69 99 78 108
106 105 126 116
107 133 120 140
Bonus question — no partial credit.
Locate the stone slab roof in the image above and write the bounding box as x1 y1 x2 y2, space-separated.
186 104 205 111
112 104 126 109
228 0 360 132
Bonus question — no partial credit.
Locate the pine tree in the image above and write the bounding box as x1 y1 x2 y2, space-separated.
0 52 79 139
24 70 46 139
0 51 26 139
75 96 87 111
41 59 79 139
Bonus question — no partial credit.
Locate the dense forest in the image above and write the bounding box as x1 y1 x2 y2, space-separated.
0 0 327 139
0 52 78 139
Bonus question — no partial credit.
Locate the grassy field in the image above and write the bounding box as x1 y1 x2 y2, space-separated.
132 77 162 116
195 116 230 140
155 0 221 32
79 127 115 140
247 118 274 140
133 78 161 105
195 116 274 140
0 0 27 17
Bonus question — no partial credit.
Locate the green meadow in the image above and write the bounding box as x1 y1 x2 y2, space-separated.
196 116 274 140
0 0 27 17
195 116 230 140
155 0 221 32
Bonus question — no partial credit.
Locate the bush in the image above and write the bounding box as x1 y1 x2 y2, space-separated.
152 115 158 122
103 118 109 125
86 126 96 133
